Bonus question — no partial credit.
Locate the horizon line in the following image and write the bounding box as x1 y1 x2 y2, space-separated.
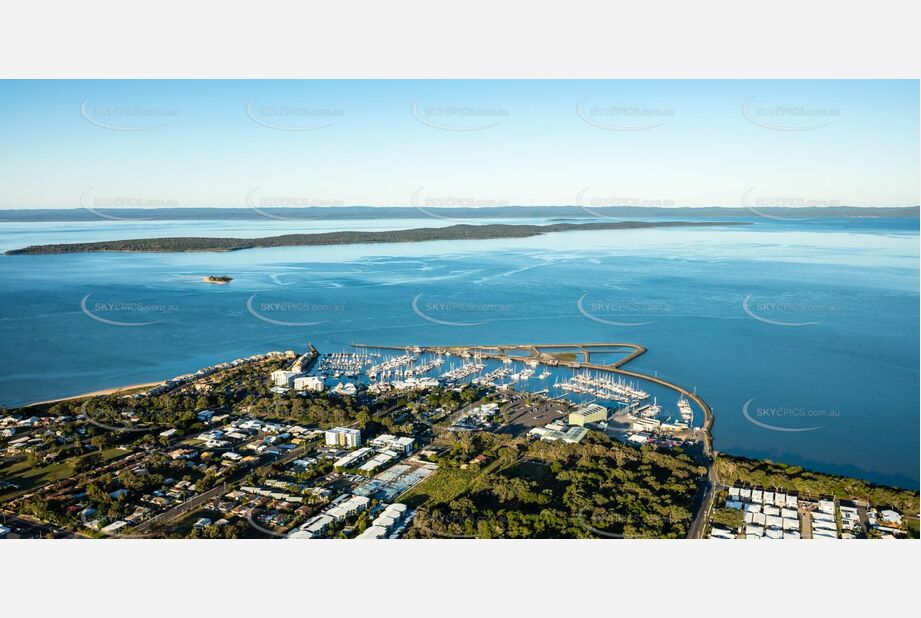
1 205 919 212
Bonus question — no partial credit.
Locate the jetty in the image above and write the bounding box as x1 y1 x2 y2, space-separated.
352 341 717 537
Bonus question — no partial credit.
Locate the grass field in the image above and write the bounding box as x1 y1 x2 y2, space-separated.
506 459 552 482
0 447 128 501
400 467 479 507
399 458 508 507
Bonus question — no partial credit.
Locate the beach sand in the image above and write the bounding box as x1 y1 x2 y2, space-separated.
22 381 166 407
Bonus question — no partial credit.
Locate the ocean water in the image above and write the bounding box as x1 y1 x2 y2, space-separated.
0 216 917 488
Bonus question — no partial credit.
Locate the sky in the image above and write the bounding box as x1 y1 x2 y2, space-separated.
0 79 917 209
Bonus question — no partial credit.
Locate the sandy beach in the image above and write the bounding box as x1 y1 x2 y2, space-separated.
22 381 166 408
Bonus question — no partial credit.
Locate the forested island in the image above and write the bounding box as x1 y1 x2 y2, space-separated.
5 220 750 254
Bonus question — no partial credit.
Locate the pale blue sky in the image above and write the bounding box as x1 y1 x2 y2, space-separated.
0 80 917 209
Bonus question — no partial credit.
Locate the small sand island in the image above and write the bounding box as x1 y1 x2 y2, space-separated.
202 275 233 284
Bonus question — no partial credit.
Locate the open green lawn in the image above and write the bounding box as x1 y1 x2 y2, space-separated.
0 447 128 501
400 467 480 507
400 458 507 508
507 459 552 483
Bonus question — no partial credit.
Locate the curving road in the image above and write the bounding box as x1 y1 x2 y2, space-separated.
354 341 718 538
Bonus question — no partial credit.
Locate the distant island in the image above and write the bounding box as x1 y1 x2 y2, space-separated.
202 275 233 284
5 220 751 255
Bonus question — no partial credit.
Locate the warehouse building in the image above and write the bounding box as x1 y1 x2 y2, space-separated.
568 403 608 426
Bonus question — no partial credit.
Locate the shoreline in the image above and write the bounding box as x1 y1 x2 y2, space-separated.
8 344 916 492
4 220 751 255
20 381 165 408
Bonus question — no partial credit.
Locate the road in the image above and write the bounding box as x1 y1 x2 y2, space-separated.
133 443 312 534
132 482 230 534
354 341 719 539
0 509 81 539
687 467 720 539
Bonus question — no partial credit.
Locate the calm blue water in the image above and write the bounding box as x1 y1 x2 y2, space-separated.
0 216 918 488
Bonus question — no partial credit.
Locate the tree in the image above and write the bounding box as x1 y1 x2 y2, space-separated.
710 507 744 530
24 495 50 519
74 452 102 473
87 481 110 506
355 410 372 427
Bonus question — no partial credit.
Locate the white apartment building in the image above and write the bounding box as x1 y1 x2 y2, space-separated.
270 369 300 388
293 376 325 392
325 427 362 448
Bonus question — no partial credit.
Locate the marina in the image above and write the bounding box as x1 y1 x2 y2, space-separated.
556 371 650 403
0 218 914 489
339 342 709 433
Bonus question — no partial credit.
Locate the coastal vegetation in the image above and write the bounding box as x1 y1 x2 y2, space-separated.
715 454 920 514
5 221 750 254
405 431 704 538
3 347 916 540
0 447 127 501
710 504 745 530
